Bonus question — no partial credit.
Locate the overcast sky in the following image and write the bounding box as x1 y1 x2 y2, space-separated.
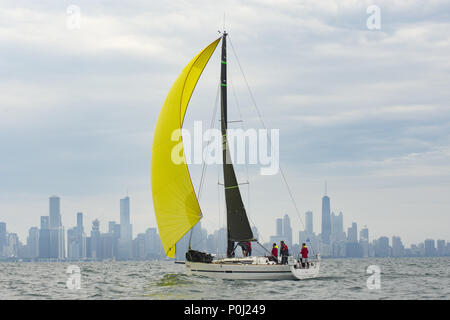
1 0 449 247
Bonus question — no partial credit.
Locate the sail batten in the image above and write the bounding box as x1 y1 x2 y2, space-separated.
151 38 221 258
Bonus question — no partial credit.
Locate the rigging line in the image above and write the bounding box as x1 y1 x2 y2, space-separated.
228 36 314 254
228 36 267 129
228 73 253 226
256 241 273 257
217 157 222 257
197 81 221 201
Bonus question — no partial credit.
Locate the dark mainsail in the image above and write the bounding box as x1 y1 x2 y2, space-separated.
220 32 255 258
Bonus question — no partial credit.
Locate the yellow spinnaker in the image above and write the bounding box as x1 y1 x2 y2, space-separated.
151 38 221 258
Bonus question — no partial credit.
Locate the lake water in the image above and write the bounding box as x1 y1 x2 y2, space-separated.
1 257 449 300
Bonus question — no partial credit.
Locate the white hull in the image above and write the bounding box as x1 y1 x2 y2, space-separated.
185 256 320 280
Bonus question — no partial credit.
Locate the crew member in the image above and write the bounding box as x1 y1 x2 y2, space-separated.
270 243 278 263
280 241 289 264
301 243 309 268
246 241 252 256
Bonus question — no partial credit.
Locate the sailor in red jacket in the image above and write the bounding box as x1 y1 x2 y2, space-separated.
300 243 309 268
246 241 252 256
271 243 278 263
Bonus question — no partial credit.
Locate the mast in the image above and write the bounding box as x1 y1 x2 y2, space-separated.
220 32 255 258
221 32 228 130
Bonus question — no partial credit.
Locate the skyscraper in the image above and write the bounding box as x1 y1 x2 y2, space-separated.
76 212 86 258
330 211 345 242
48 196 65 259
102 231 114 260
49 196 61 229
119 196 132 260
133 233 146 260
39 216 51 259
144 227 160 258
26 227 40 259
276 218 283 237
347 222 358 243
271 216 292 249
67 227 78 260
305 211 313 235
392 236 404 257
321 194 331 245
5 233 19 258
91 219 101 260
331 212 344 235
77 212 84 233
68 212 86 260
374 236 390 257
359 226 369 258
283 214 292 248
120 197 130 224
424 239 436 257
437 240 446 256
40 216 49 229
50 226 65 259
360 227 369 242
109 221 120 259
344 222 360 257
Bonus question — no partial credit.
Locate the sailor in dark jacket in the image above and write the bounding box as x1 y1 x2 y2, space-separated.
280 241 289 264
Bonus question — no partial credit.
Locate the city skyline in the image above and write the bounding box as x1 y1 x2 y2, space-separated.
1 188 449 249
3 180 448 249
1 192 449 261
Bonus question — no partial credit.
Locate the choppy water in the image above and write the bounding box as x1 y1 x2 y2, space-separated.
0 257 449 300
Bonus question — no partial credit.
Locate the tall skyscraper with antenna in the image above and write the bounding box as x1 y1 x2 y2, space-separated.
49 196 65 259
119 196 132 260
321 182 331 245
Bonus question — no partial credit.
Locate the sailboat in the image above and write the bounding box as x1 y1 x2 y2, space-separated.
151 32 320 280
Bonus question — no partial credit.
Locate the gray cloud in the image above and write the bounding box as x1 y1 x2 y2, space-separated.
1 0 449 245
